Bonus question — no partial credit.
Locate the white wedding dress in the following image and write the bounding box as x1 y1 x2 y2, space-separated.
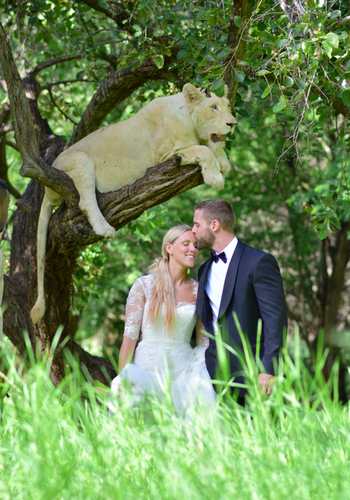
110 275 215 414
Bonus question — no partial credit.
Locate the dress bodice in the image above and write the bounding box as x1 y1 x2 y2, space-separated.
124 274 197 343
142 303 196 343
123 274 197 344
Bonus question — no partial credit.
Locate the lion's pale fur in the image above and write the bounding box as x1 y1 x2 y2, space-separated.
30 83 235 324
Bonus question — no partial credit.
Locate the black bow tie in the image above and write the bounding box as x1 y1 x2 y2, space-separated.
211 250 227 263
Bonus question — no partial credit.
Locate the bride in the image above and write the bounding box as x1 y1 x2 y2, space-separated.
110 224 216 414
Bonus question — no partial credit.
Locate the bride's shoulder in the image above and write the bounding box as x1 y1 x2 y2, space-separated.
135 274 155 293
128 274 154 301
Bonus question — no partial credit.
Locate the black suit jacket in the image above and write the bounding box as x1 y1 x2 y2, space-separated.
196 240 287 380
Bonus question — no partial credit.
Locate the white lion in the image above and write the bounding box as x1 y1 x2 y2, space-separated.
31 83 235 324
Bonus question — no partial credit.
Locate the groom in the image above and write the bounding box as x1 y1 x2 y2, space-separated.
193 199 287 399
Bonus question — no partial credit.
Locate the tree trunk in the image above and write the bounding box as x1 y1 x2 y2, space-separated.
3 159 203 385
323 222 350 340
3 181 75 383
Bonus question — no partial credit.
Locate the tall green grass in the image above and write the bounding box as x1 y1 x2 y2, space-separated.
0 332 349 500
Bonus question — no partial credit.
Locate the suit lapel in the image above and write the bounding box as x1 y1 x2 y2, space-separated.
197 259 212 309
218 240 245 319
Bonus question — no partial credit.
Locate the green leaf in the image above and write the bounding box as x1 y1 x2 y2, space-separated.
152 54 164 69
261 84 273 99
340 88 350 108
322 33 339 58
324 32 339 49
211 79 225 97
176 49 187 60
285 76 294 87
256 69 270 77
217 48 231 59
272 95 288 113
322 41 333 58
276 38 288 49
234 69 245 83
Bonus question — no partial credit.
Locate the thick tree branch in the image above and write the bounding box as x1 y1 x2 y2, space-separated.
0 25 81 198
66 339 116 385
0 22 41 162
49 156 203 253
69 57 176 145
78 0 133 30
0 22 63 180
29 54 82 78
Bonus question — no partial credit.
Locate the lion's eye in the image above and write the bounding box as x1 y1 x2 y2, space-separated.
211 104 218 110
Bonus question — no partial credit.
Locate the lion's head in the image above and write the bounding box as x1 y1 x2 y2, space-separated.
183 83 236 145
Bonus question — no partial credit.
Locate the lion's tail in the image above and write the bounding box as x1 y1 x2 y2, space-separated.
30 188 55 325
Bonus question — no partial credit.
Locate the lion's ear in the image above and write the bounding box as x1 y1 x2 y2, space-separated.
183 83 205 105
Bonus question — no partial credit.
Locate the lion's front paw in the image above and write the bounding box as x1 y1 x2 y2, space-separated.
80 202 116 237
93 220 116 237
202 170 225 189
88 214 116 237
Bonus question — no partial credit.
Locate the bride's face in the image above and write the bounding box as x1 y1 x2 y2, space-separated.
167 230 198 268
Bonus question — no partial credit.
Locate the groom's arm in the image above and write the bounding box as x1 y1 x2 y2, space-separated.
253 253 287 375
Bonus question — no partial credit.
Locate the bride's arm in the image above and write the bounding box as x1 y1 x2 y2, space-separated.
118 277 145 372
118 338 138 372
195 320 209 348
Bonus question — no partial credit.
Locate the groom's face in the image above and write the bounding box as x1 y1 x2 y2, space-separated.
192 209 215 249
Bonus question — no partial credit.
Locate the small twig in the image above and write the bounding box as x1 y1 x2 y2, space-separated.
29 54 82 77
45 78 96 89
0 370 9 383
47 87 78 125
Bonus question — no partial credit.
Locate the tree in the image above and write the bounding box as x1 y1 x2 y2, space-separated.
1 0 349 391
0 0 257 383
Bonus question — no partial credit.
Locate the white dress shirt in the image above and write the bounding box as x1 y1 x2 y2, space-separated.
205 236 238 324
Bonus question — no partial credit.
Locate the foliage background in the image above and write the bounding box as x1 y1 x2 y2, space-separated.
0 0 349 376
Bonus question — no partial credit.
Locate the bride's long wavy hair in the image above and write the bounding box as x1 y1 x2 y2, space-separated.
148 224 192 329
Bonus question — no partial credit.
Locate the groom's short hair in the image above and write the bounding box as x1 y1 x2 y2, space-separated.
195 199 235 230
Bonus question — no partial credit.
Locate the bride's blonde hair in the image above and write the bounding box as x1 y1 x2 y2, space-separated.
148 224 192 329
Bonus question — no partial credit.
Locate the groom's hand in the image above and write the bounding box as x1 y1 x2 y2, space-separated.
258 373 275 395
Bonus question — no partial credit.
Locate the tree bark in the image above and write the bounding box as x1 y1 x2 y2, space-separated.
323 222 350 340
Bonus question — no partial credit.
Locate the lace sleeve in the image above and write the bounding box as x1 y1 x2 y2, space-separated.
123 277 145 341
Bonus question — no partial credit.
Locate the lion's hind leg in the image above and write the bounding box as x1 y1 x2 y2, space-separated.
54 151 115 237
